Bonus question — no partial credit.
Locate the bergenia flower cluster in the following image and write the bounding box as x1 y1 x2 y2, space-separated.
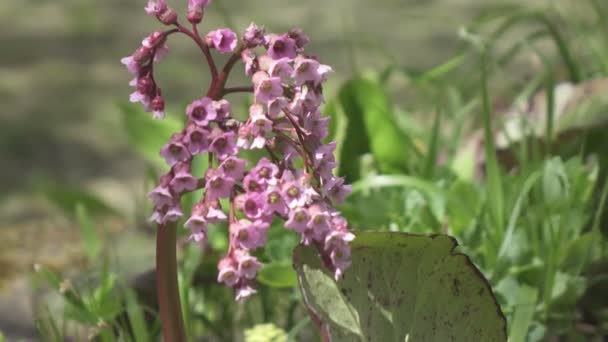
122 0 354 301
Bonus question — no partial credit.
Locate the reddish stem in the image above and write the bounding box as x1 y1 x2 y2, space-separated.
175 22 218 82
222 86 254 96
156 222 186 342
282 109 313 169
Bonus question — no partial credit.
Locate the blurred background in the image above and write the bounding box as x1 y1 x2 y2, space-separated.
2 0 607 341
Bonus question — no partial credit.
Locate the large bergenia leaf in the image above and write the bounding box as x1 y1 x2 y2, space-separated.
294 232 507 341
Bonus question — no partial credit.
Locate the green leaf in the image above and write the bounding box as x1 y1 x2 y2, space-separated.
75 203 103 261
257 263 298 288
446 180 482 237
119 102 183 168
327 78 413 182
508 285 538 342
294 232 507 341
124 288 151 342
35 306 64 342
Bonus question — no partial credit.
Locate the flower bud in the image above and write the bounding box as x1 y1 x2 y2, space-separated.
187 10 203 24
158 7 178 25
132 46 153 65
152 95 165 112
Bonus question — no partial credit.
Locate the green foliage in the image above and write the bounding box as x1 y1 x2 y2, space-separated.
326 77 415 182
244 323 287 342
34 1 608 340
75 203 103 261
294 232 507 341
257 263 298 288
119 102 183 168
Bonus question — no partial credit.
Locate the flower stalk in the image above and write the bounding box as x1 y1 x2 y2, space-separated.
123 0 355 339
156 222 186 342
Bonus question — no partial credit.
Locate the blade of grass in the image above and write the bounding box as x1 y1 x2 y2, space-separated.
508 285 538 342
124 288 151 342
75 203 103 261
474 9 581 82
496 171 542 275
592 180 608 258
423 108 441 179
481 50 506 239
35 306 64 342
286 317 311 342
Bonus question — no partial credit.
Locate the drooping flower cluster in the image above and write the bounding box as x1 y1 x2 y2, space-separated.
123 0 354 301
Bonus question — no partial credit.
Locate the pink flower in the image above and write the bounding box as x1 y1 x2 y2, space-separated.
217 257 238 287
206 169 235 200
151 95 165 119
160 134 191 167
243 23 265 47
209 131 237 160
206 29 238 54
147 185 173 208
269 57 293 80
323 176 352 204
288 28 310 49
187 97 216 127
266 34 297 60
235 250 262 279
235 284 257 301
248 110 273 149
121 56 141 75
282 180 307 209
144 0 167 16
219 156 248 180
170 162 198 193
188 0 212 11
285 207 309 232
242 192 265 219
293 57 321 85
264 186 287 216
329 243 351 280
241 49 258 76
184 212 207 232
184 207 208 244
243 173 266 193
212 99 231 120
267 97 288 119
184 124 210 155
252 158 279 184
253 72 283 104
232 219 269 250
149 203 183 224
206 202 227 223
307 205 330 241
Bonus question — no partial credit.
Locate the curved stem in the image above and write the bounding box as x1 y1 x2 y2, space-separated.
175 22 218 81
156 222 186 342
282 109 312 169
222 86 254 96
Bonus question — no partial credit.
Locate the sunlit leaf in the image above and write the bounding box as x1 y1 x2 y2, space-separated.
294 232 507 341
257 263 298 288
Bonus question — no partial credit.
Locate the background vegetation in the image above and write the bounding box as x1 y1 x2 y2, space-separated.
1 0 607 341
